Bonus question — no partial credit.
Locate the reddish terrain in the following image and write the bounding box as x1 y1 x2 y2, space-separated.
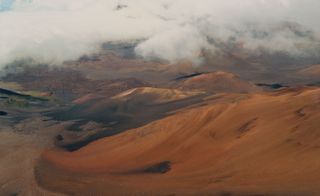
37 87 320 195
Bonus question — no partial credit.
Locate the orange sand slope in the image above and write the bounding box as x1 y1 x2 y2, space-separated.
39 87 320 195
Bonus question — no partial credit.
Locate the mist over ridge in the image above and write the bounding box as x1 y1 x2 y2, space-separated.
1 0 320 68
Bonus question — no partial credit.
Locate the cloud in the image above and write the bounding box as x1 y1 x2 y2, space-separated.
0 0 320 68
135 25 214 65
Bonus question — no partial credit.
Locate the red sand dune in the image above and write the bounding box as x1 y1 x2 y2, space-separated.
38 87 320 195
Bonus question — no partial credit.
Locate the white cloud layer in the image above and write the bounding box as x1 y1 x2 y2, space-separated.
0 0 320 67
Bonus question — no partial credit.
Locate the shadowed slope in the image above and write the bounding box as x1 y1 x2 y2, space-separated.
50 87 204 151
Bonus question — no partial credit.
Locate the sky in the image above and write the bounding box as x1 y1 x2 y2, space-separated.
0 0 14 11
0 0 320 68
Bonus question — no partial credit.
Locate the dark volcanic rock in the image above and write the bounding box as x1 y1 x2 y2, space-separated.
256 83 288 89
0 111 8 116
143 161 172 174
122 161 172 175
0 88 27 97
174 72 206 81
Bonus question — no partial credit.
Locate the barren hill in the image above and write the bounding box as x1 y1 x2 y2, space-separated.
38 87 320 195
177 71 260 93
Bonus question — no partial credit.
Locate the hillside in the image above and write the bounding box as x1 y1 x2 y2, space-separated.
176 71 260 93
38 87 320 195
